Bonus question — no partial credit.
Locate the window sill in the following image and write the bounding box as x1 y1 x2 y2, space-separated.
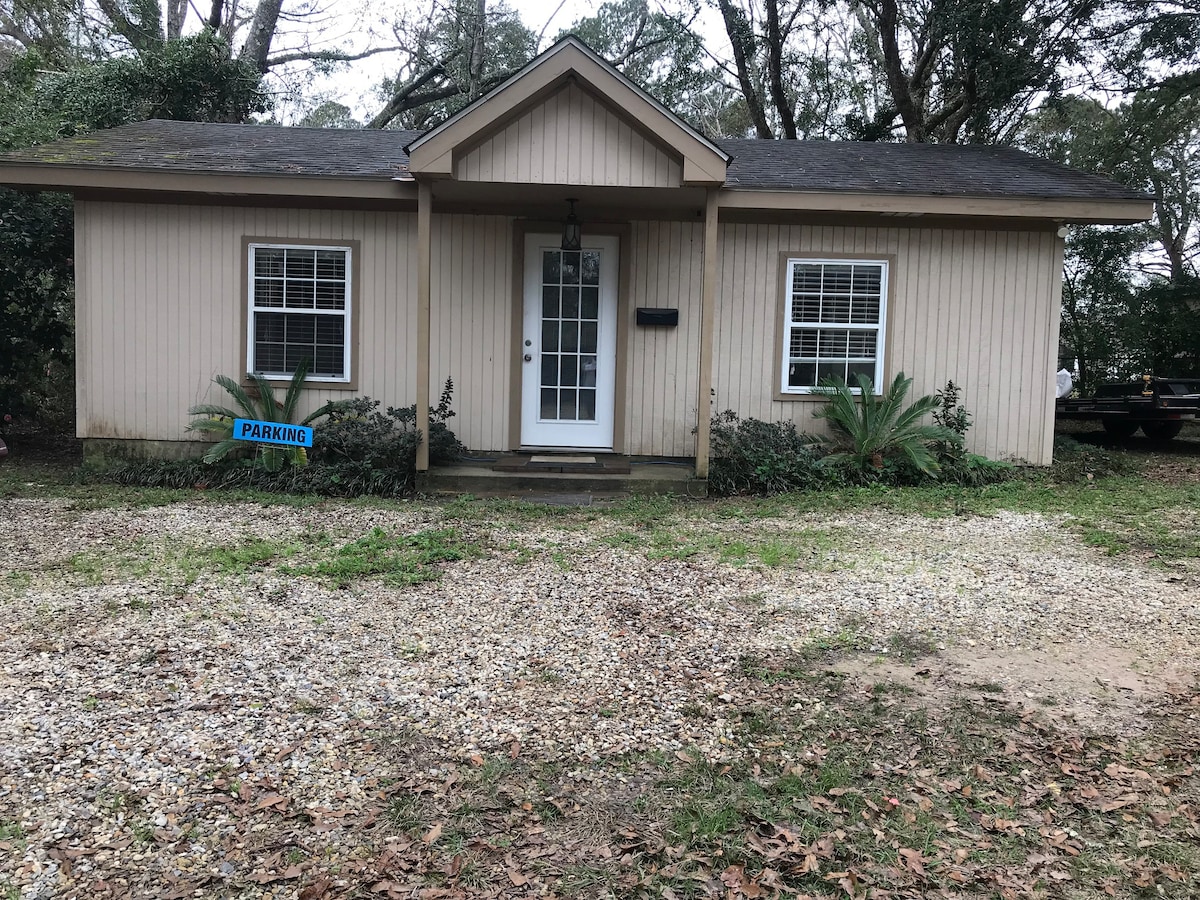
242 376 359 392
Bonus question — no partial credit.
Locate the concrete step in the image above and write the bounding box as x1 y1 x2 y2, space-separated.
417 462 705 498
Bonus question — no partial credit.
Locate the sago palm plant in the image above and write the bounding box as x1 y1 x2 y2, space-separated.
187 359 341 472
813 372 962 477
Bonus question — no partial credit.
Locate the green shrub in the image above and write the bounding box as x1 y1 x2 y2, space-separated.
106 380 463 498
813 372 962 481
707 410 828 495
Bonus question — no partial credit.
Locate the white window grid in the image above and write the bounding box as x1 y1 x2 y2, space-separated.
246 243 353 383
781 258 888 395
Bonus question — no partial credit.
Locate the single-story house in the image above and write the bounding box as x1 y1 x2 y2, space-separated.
0 36 1151 483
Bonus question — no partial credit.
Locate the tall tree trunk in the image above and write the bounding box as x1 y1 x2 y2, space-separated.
764 0 797 139
717 0 773 138
467 0 486 98
873 0 925 141
166 0 187 39
238 0 284 75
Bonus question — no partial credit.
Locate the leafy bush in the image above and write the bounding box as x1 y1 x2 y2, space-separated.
929 380 1013 485
813 372 961 481
186 360 345 472
708 410 828 495
108 380 463 497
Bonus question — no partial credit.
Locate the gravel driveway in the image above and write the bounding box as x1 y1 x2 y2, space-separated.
1 495 1196 898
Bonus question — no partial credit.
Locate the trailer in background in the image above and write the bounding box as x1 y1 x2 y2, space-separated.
1056 375 1200 442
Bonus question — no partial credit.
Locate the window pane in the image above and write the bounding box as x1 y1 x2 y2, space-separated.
314 317 343 344
818 329 850 358
255 342 285 373
314 346 344 377
542 286 559 319
850 295 880 324
823 265 852 293
255 279 285 308
788 362 816 387
581 287 599 319
315 250 346 280
816 361 846 383
848 330 878 358
254 248 285 278
581 355 597 387
285 249 315 278
285 280 314 309
793 264 823 292
582 251 600 285
790 329 818 358
315 281 345 310
851 266 881 294
285 314 315 343
542 320 559 352
822 295 851 322
846 362 876 384
256 312 285 341
542 251 560 284
540 388 557 418
561 251 581 284
792 294 821 322
560 355 578 387
285 345 311 372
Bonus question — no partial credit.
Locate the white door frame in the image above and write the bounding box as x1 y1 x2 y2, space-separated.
520 233 619 450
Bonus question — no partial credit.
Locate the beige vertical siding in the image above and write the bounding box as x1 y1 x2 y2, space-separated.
428 214 514 452
455 81 683 187
712 223 1063 465
74 201 417 442
76 202 1063 465
623 220 705 457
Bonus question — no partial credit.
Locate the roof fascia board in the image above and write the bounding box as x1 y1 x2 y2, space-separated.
0 164 418 200
407 38 728 184
718 189 1154 224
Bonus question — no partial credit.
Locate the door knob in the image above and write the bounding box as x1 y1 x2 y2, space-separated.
524 354 532 362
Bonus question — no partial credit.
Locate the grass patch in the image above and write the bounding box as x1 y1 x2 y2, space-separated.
286 527 479 587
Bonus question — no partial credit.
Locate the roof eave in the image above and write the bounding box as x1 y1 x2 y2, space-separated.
0 162 419 201
718 188 1154 224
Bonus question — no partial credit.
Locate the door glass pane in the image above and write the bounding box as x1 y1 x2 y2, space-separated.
580 322 597 354
560 356 578 387
562 286 579 318
578 388 596 421
559 389 577 420
580 355 597 387
561 322 579 352
582 251 600 285
541 355 557 386
581 287 599 319
561 251 581 284
541 320 559 352
542 286 559 319
542 251 560 284
541 388 557 418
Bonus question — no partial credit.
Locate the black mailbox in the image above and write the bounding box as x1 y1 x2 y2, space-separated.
636 307 679 327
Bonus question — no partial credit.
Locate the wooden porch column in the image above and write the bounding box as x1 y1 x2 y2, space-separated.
695 188 719 479
416 180 432 472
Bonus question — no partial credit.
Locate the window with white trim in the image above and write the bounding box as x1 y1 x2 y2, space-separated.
782 258 888 393
247 243 352 381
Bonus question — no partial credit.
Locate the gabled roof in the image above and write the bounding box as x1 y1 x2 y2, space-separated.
1 120 1148 205
722 140 1148 201
404 35 731 185
0 119 421 179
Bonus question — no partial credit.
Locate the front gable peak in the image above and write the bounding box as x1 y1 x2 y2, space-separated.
405 36 729 187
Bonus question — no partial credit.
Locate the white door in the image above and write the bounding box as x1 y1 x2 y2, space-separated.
521 233 619 449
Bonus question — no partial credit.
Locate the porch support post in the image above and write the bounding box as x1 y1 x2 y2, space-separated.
695 188 719 479
416 180 432 472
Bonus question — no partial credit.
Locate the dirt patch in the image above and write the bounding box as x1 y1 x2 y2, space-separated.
835 640 1195 734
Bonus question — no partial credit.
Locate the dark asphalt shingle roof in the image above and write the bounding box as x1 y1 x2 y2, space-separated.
1 118 1147 202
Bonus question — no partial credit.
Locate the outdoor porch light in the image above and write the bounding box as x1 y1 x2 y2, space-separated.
561 198 582 251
